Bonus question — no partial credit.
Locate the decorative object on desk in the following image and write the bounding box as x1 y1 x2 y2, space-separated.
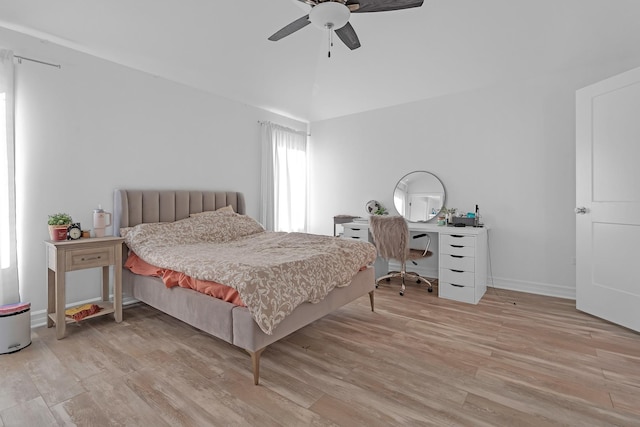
65 303 102 321
93 205 112 237
365 200 387 216
81 230 90 238
66 222 82 240
452 216 475 226
48 212 73 241
445 207 457 225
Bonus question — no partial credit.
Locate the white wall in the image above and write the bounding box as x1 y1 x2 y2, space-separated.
308 59 640 299
1 28 306 326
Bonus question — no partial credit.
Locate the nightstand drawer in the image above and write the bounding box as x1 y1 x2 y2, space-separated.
440 254 475 271
342 225 369 241
439 282 476 304
440 268 475 287
65 247 114 271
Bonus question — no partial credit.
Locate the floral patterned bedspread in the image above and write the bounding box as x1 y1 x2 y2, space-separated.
122 211 377 335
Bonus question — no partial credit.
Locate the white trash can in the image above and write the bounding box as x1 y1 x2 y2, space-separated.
0 302 32 354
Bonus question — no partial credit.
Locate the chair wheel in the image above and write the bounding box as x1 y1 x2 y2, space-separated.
399 290 404 296
375 284 379 289
428 287 433 293
416 279 421 283
386 278 391 282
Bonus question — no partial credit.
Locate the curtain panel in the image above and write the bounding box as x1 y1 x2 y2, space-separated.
0 49 20 305
260 122 308 232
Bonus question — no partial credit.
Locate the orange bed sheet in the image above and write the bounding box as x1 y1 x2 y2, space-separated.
124 252 245 307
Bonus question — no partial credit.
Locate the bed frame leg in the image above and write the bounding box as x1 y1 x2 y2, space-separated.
369 290 375 311
247 347 266 385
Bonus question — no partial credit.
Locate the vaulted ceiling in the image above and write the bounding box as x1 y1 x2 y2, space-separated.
1 0 640 122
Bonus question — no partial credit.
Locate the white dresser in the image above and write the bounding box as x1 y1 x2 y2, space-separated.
341 221 488 304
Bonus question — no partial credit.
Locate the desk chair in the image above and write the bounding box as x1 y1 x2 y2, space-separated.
369 215 434 296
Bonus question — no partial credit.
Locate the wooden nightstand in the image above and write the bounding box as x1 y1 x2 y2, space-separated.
45 236 125 339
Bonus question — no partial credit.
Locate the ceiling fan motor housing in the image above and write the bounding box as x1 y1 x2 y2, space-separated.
309 2 350 30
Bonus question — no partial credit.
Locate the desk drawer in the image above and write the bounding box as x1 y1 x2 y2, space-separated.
440 254 475 271
342 225 369 241
440 242 475 257
439 282 476 304
441 234 475 248
65 247 114 271
440 268 475 287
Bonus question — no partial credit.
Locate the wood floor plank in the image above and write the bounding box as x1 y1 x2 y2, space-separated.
0 360 41 412
0 397 57 427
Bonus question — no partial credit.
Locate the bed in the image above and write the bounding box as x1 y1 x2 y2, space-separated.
113 189 376 385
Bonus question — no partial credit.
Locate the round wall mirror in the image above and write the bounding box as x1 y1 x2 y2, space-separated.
393 171 446 222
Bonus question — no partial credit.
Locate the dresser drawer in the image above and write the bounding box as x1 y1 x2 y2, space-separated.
439 282 476 304
342 225 369 241
440 254 475 271
65 247 114 271
440 268 475 287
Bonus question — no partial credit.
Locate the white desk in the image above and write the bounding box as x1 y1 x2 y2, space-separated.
341 221 488 304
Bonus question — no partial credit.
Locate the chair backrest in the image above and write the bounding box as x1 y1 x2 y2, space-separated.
369 215 409 262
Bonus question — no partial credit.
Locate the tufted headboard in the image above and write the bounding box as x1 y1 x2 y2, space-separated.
113 189 246 236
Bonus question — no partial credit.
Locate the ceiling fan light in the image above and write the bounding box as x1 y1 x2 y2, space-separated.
309 2 350 30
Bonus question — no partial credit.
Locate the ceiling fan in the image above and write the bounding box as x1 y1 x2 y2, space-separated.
268 0 424 54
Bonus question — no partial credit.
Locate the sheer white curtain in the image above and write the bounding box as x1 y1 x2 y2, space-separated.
260 122 308 232
0 49 19 305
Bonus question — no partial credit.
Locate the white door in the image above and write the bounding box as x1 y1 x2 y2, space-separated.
576 67 640 333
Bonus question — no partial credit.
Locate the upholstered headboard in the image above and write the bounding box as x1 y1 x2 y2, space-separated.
113 189 246 236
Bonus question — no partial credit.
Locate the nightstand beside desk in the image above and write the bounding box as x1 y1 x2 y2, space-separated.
45 236 124 339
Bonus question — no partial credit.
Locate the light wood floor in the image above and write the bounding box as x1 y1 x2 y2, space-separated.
2 280 640 426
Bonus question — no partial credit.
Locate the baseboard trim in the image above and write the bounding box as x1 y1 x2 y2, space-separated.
487 276 575 300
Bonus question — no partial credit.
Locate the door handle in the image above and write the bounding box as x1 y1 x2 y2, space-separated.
574 207 588 215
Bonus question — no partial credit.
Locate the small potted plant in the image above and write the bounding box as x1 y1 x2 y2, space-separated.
373 203 388 216
48 213 73 241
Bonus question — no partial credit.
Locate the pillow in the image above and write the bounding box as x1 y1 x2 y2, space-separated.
120 223 167 239
190 205 235 217
120 226 133 239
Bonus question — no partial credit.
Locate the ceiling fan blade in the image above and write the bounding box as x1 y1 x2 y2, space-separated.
348 0 423 13
335 22 361 50
268 15 311 41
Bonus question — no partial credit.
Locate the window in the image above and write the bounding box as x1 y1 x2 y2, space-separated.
0 93 9 268
0 49 19 305
260 122 308 232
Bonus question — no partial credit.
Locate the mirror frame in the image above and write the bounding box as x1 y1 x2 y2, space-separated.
393 171 446 223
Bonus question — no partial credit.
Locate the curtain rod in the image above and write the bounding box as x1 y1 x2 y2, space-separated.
258 120 310 136
14 55 61 69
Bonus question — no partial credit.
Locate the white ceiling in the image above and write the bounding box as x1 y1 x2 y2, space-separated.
1 0 640 122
